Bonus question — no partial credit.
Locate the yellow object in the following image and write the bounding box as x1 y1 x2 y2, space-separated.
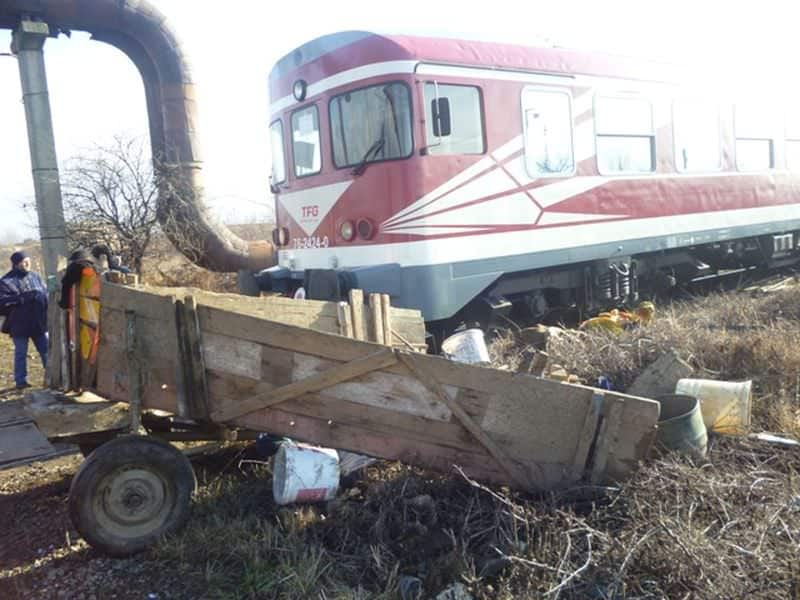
579 301 656 333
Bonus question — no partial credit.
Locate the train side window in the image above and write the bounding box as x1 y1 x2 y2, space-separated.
785 109 800 171
595 96 655 174
291 104 322 177
270 120 286 184
673 100 721 172
424 83 485 154
521 88 575 177
735 103 777 171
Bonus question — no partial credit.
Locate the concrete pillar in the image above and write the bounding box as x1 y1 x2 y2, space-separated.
11 19 67 286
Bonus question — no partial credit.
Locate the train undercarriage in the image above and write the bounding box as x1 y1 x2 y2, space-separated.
443 230 800 335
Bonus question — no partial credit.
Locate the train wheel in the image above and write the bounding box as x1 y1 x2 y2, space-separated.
68 435 196 556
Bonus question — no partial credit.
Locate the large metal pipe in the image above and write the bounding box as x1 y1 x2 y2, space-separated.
0 0 275 272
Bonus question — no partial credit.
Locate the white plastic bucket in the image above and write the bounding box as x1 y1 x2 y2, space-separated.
441 329 490 364
674 378 752 435
272 442 340 505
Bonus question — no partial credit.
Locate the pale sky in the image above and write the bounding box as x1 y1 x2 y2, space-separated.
0 0 798 244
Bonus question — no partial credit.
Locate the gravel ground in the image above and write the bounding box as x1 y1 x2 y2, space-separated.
0 332 192 600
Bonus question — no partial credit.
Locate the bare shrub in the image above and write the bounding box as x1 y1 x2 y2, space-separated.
61 135 159 274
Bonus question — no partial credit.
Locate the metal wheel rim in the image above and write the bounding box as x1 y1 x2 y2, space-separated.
91 466 174 540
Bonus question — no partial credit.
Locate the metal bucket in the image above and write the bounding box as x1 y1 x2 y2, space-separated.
656 394 708 458
272 442 340 505
441 329 490 364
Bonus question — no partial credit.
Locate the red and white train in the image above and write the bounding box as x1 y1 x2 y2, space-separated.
260 31 800 329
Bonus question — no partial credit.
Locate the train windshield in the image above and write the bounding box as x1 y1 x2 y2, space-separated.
329 82 413 168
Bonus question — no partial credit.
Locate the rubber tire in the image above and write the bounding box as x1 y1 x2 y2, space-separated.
68 435 196 557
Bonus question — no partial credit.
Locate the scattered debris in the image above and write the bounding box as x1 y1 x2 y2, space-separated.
655 394 708 458
675 378 752 435
399 575 423 600
579 302 656 333
626 351 694 398
748 432 799 447
435 582 473 600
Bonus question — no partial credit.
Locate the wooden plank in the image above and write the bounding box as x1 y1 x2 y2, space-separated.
381 294 392 347
100 306 179 360
0 422 57 465
569 391 604 481
183 296 210 420
210 348 398 422
398 352 535 491
602 395 660 482
71 293 80 390
60 307 70 392
24 390 129 438
125 310 143 433
368 293 384 344
232 406 515 486
207 371 475 451
173 297 191 417
45 290 61 388
589 398 625 484
203 332 263 379
94 344 178 412
0 400 30 427
337 302 353 338
101 281 426 347
292 354 453 421
349 289 365 341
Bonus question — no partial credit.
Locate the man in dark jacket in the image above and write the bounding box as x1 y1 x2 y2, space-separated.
0 251 48 389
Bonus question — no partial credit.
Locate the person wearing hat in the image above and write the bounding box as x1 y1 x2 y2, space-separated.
0 251 48 389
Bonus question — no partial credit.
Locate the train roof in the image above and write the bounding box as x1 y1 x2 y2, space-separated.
269 30 686 89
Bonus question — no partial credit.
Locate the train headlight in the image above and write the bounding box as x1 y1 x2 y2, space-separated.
272 227 290 247
293 79 307 101
356 218 375 240
340 220 355 241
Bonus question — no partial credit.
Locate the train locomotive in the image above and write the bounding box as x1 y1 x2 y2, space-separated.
260 31 800 332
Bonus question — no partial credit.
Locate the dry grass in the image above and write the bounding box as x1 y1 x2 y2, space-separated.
492 287 800 437
139 287 800 599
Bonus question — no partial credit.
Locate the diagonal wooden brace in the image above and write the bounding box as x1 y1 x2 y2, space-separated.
397 352 536 492
211 347 398 422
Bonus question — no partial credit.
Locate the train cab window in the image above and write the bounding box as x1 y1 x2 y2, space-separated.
595 96 655 174
291 105 322 177
735 103 777 171
673 100 721 172
521 88 575 177
269 120 286 184
424 83 485 155
329 82 413 168
785 109 800 171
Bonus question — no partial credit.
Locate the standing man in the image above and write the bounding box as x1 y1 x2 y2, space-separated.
0 251 48 389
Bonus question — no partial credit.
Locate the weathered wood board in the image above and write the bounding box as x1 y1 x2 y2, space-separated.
99 282 426 351
95 282 660 491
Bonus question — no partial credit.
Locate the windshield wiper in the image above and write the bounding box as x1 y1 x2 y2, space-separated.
351 137 385 176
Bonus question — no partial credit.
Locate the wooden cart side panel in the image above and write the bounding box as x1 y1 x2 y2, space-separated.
100 281 426 346
95 283 659 490
231 406 542 487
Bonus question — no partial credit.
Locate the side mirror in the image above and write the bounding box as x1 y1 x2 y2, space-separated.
431 97 451 137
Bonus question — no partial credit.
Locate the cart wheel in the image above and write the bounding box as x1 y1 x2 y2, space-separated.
68 435 196 556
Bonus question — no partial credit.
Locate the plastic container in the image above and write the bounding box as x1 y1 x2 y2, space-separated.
272 442 340 505
656 394 708 458
674 378 752 435
441 329 490 364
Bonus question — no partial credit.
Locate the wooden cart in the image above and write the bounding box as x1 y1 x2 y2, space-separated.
46 279 660 555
